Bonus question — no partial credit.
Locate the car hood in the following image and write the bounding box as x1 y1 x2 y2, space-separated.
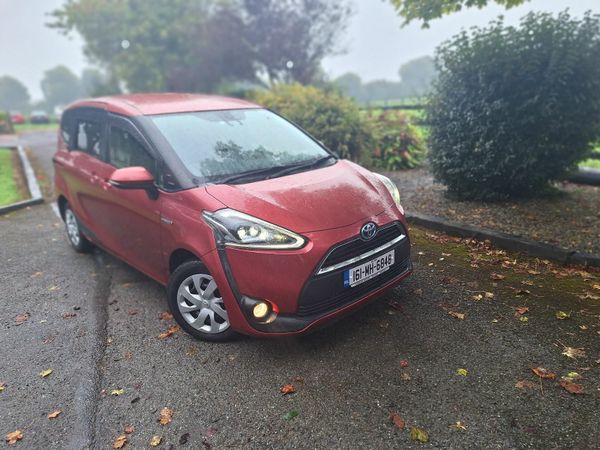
205 160 389 233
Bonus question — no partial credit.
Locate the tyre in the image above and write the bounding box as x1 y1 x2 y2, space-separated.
63 203 93 253
167 260 238 342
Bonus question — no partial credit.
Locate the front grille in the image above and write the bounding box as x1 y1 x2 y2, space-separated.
297 255 411 317
319 222 404 270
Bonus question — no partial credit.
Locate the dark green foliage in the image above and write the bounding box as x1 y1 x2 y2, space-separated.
429 11 600 200
254 84 372 161
0 112 15 134
368 111 426 170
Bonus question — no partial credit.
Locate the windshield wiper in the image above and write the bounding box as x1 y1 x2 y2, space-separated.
265 155 335 179
216 155 335 185
217 164 292 184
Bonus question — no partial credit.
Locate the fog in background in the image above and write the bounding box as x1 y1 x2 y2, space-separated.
0 0 598 100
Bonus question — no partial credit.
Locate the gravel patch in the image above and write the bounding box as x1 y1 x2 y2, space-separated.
384 168 600 255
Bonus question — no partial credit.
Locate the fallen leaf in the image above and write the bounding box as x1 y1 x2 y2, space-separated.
112 435 127 449
457 368 468 377
451 421 467 431
514 307 529 316
401 372 412 381
484 292 495 299
0 383 5 392
62 312 77 319
559 379 584 395
519 316 529 322
562 347 586 359
149 435 162 447
410 427 429 443
47 410 62 419
159 311 173 320
179 433 190 444
280 384 296 395
283 410 299 420
490 273 506 281
580 325 588 331
515 289 531 296
15 313 30 325
527 270 541 275
39 368 53 378
127 309 137 316
48 285 60 291
111 389 124 396
515 380 537 389
5 430 23 445
472 294 483 301
592 284 600 290
565 372 581 380
390 414 405 429
578 292 600 300
124 425 134 434
31 271 44 278
400 360 409 368
158 325 180 339
555 311 570 320
448 311 465 320
158 407 173 425
531 367 556 379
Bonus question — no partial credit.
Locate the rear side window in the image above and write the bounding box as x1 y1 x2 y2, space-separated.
75 120 102 157
108 126 156 177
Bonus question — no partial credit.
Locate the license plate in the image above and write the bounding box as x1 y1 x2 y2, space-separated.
343 250 395 288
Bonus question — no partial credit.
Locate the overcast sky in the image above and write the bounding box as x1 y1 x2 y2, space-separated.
1 0 598 100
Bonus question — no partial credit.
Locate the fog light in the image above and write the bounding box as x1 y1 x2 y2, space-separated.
252 302 270 319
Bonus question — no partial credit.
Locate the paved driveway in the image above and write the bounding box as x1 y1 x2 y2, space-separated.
0 132 598 449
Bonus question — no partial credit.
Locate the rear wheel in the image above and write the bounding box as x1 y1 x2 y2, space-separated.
167 260 238 342
64 204 93 253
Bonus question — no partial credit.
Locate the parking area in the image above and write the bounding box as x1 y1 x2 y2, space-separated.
1 133 599 449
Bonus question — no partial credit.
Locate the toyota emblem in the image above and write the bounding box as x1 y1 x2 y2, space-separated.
360 222 377 240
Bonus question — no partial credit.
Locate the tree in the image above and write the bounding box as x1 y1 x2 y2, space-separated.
242 0 351 85
428 11 600 200
41 65 81 109
398 56 436 97
0 76 30 111
389 0 529 26
333 73 364 101
50 0 350 92
80 68 121 97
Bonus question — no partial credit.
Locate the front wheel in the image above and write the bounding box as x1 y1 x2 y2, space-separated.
167 261 238 342
64 204 93 253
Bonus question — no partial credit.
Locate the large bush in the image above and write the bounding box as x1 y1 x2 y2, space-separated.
254 84 372 161
368 110 427 170
429 11 600 200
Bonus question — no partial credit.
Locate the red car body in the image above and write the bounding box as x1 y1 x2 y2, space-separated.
54 94 412 339
10 112 25 124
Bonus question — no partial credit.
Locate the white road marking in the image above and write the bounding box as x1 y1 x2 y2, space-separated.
50 203 61 219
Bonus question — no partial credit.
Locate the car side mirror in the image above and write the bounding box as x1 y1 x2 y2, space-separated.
109 166 158 200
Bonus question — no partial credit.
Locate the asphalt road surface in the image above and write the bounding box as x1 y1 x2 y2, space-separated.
1 131 598 449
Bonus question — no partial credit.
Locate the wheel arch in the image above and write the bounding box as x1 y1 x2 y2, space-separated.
169 248 204 274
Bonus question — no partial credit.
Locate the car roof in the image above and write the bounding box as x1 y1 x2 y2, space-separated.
65 93 261 116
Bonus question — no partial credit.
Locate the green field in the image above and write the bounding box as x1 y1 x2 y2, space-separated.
579 158 600 169
0 148 25 206
14 122 59 133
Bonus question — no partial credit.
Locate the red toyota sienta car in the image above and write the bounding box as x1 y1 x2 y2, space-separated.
54 94 412 341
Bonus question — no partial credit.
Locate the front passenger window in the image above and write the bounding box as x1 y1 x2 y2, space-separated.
108 126 156 178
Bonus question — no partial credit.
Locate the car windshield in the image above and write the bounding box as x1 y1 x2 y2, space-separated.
150 108 331 183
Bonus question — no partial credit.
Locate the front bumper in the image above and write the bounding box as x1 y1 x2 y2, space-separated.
207 214 412 336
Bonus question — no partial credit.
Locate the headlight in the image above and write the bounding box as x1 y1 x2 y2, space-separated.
374 173 404 213
202 209 306 250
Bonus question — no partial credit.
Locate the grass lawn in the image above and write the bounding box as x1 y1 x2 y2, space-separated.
14 123 59 133
0 148 26 206
579 158 600 169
